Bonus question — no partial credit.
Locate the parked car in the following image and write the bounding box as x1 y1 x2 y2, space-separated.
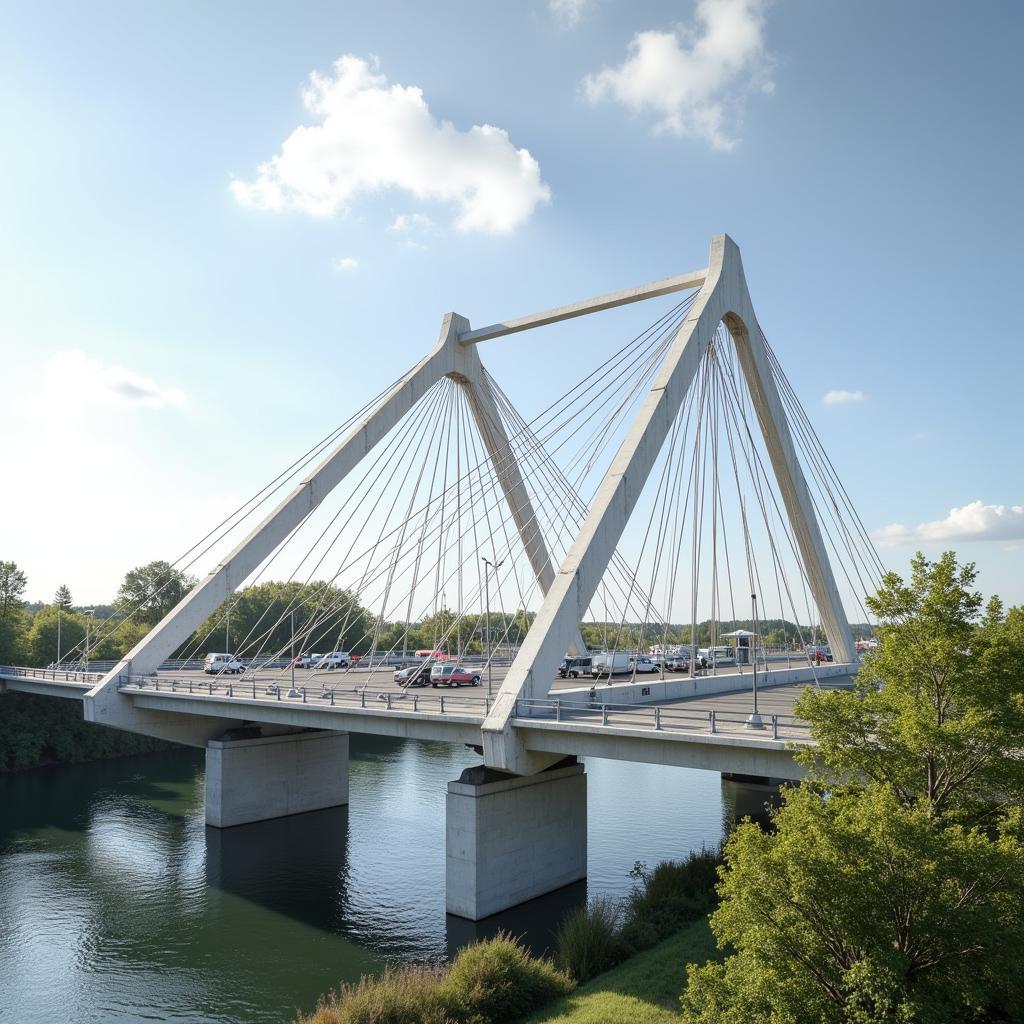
290 653 315 668
204 653 246 675
313 651 352 669
698 646 736 667
394 662 432 687
557 656 593 679
430 663 481 688
629 655 659 673
805 645 833 662
665 653 690 672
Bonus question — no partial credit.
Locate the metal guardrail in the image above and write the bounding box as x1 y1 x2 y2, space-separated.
0 665 103 684
512 697 812 741
117 674 491 717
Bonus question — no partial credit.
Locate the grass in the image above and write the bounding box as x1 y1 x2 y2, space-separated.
517 918 720 1024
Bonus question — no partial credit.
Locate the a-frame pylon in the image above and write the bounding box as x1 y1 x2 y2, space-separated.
84 312 580 741
480 234 855 774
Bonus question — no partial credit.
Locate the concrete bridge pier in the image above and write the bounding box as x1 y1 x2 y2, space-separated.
205 729 349 828
446 759 587 920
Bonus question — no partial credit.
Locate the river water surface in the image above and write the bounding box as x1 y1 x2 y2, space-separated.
0 736 762 1023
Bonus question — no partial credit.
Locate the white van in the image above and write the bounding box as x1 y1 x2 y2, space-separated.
204 653 245 674
313 651 351 669
698 646 736 667
590 651 633 677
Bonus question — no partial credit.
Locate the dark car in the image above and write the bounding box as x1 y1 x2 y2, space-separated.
394 662 432 687
557 656 593 679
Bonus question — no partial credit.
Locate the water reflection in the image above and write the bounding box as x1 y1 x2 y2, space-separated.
0 736 771 1024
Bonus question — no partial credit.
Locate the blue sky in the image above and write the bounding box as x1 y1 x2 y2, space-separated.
2 0 1022 608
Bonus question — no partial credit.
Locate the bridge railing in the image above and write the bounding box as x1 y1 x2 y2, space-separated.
512 697 813 742
0 664 104 684
117 674 491 717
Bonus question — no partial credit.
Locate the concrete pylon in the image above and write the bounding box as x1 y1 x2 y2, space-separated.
84 313 575 739
481 234 856 775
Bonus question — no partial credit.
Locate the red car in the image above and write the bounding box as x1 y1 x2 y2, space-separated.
430 663 481 688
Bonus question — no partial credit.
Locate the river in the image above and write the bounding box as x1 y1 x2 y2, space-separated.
0 736 770 1023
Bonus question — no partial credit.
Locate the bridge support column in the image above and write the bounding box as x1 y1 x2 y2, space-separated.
205 730 348 828
446 760 586 920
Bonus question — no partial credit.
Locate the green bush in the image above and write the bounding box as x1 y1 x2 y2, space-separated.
555 896 629 981
297 965 447 1024
436 933 573 1024
621 849 720 949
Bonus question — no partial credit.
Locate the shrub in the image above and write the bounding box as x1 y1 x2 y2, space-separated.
436 932 573 1024
555 896 629 981
297 964 447 1024
621 849 721 949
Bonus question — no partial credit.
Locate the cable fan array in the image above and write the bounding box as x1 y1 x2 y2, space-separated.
65 294 882 688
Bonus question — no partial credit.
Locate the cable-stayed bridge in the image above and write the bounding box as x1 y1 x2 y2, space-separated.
2 235 881 919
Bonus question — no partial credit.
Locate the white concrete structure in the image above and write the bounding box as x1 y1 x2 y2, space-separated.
205 730 349 828
446 762 586 920
481 235 855 774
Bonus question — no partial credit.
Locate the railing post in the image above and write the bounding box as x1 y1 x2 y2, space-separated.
772 714 779 739
155 678 159 692
276 686 281 701
302 687 307 703
386 692 392 710
330 689 335 706
189 680 193 694
208 682 213 695
655 706 662 731
413 695 418 712
555 699 561 722
252 681 256 699
709 710 716 734
361 691 366 708
440 695 445 714
228 683 233 697
601 704 608 725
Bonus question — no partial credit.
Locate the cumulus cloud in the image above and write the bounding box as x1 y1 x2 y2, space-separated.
873 501 1024 548
231 55 551 233
550 0 592 28
583 0 773 149
45 350 185 409
823 388 867 405
332 256 360 272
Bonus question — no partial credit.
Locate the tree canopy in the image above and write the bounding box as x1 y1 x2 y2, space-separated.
682 552 1024 1024
115 560 197 627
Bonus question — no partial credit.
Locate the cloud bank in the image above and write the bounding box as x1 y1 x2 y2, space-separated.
46 350 185 409
874 501 1024 547
231 55 551 234
582 0 773 149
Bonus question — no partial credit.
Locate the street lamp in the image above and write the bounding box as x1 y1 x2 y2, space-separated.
481 557 504 698
745 593 764 729
287 607 300 698
81 608 95 673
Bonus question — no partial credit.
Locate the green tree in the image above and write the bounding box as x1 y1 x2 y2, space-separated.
0 560 27 621
26 605 86 666
794 551 1024 822
54 584 73 609
682 786 1024 1024
115 560 197 627
682 552 1024 1023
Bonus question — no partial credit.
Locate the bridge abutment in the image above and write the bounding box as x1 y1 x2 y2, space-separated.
205 729 349 828
446 760 586 920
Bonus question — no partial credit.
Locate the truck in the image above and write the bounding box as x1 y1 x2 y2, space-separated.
590 651 634 678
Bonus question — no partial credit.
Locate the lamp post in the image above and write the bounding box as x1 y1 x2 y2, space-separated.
288 607 299 698
746 593 764 729
481 557 503 698
81 608 95 673
225 604 230 653
56 606 61 667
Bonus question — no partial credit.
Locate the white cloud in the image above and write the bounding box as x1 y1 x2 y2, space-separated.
45 350 186 409
550 0 592 29
231 55 551 233
874 501 1024 548
388 213 435 233
823 388 866 405
332 256 360 272
583 0 773 150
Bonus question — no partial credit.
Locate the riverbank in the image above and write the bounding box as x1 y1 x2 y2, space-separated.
520 919 718 1023
0 691 175 772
